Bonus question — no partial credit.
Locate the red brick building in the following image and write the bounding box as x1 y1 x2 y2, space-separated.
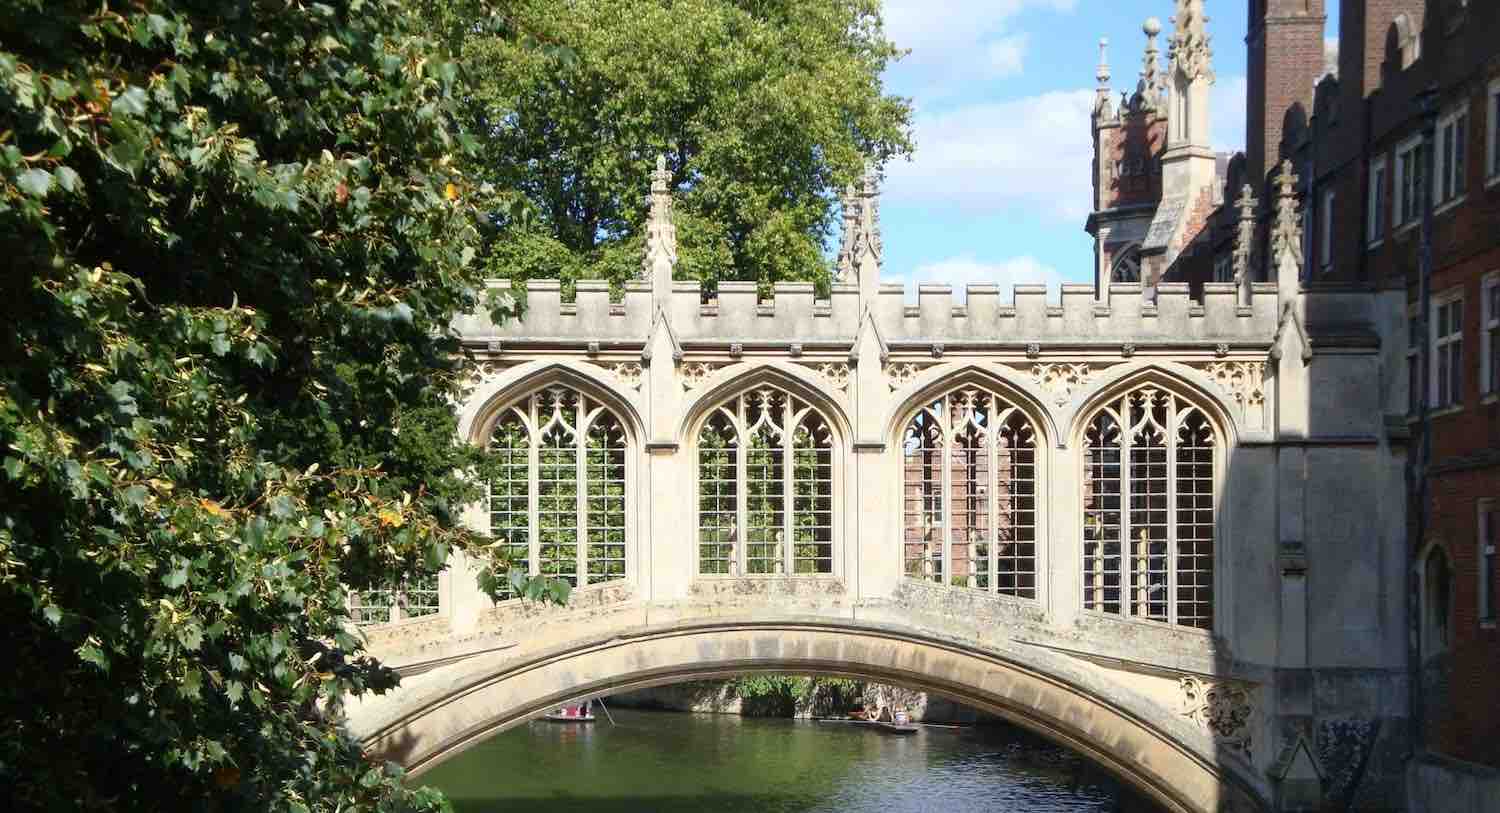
1087 0 1500 782
1300 0 1500 771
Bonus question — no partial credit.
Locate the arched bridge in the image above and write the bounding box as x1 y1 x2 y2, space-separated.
347 171 1410 813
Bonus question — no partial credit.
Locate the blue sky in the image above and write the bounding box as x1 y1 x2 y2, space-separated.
876 0 1256 297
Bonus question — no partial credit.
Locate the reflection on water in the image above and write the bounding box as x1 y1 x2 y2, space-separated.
420 708 1160 812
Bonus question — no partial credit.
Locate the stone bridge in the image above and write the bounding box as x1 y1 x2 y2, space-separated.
347 171 1411 813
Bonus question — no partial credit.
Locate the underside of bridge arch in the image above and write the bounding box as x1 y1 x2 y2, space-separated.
353 621 1267 813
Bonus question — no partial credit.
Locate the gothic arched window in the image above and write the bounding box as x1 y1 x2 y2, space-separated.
901 387 1038 598
696 386 835 576
1082 385 1217 629
1112 245 1142 284
487 386 629 596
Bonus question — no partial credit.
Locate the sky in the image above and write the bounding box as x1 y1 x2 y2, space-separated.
875 0 1258 298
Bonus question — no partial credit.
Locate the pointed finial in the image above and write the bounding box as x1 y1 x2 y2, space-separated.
1133 19 1163 112
835 184 859 283
642 153 677 282
1232 184 1259 296
854 165 882 268
1097 37 1111 85
1168 0 1214 83
1271 160 1303 269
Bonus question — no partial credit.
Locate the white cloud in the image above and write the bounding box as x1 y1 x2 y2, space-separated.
986 34 1030 79
884 88 1098 222
888 254 1063 302
1210 74 1248 154
1324 37 1339 78
882 0 1075 93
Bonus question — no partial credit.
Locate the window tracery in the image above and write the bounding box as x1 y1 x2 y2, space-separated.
696 386 835 575
486 386 629 597
1082 385 1216 629
901 387 1038 598
1112 245 1142 284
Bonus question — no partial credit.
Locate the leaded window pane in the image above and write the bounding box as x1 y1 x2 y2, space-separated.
696 386 838 577
1081 387 1216 629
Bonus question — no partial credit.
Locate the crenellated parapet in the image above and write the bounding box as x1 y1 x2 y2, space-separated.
455 277 1283 352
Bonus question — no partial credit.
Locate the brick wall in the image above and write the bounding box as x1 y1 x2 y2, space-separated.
1248 0 1327 190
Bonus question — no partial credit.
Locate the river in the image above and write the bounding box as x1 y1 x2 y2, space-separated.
420 707 1160 812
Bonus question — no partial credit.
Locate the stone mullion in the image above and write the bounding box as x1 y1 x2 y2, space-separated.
527 395 541 580
781 399 795 576
575 400 589 588
941 401 953 587
987 397 999 595
1166 396 1179 627
735 395 749 577
1119 394 1133 619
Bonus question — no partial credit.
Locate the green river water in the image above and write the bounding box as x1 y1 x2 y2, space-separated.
420 707 1159 812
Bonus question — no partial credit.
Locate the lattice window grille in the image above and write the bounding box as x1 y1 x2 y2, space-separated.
696 386 836 576
486 386 630 598
1083 387 1216 629
902 388 1038 598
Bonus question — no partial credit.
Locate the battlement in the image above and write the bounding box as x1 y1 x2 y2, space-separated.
453 277 1284 350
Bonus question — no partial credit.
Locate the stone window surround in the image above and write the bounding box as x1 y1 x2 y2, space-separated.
1416 540 1453 661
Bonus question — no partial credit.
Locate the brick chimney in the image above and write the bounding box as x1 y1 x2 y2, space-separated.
1246 0 1327 191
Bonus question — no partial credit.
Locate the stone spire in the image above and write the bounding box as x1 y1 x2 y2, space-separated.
843 165 883 300
1132 18 1164 112
835 183 859 283
1270 159 1303 270
642 154 678 291
1232 184 1258 303
1094 37 1115 120
1168 0 1214 84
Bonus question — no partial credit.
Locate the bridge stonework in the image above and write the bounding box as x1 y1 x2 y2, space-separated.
348 174 1411 813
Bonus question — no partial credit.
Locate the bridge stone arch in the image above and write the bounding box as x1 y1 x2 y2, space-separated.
676 360 854 447
459 359 646 447
881 361 1059 450
351 619 1269 813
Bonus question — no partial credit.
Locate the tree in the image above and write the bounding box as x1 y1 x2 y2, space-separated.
440 0 913 294
0 1 551 808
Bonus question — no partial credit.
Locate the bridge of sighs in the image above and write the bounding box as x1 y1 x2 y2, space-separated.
347 166 1411 813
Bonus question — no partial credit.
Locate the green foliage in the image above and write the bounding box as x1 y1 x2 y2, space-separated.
435 0 913 291
0 1 557 808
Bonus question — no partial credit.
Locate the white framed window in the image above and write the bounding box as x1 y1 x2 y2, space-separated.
1082 385 1217 630
488 386 631 596
1479 500 1497 624
1435 106 1469 208
1368 156 1388 246
1320 188 1336 272
902 386 1040 597
697 385 836 576
1432 290 1465 410
1396 135 1427 228
1488 78 1500 185
1484 273 1500 394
